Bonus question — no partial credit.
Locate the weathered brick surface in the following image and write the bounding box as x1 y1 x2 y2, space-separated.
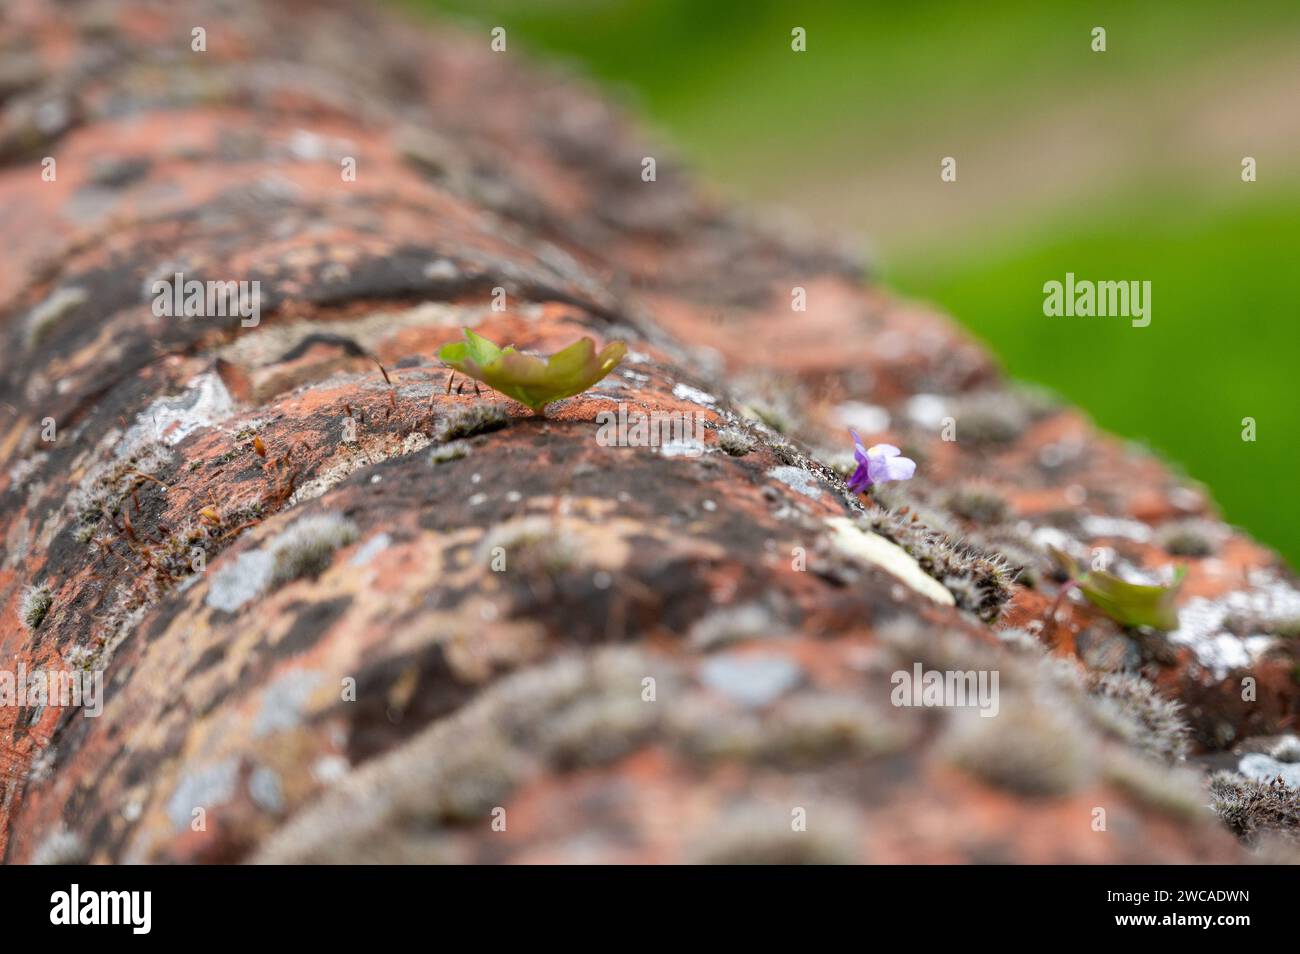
1 0 1294 863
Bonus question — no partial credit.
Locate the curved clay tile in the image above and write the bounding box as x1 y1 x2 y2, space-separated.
0 0 1295 864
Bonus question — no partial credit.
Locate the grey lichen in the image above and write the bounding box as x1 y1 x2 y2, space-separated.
1266 616 1300 639
1236 752 1300 788
877 616 1010 682
480 517 583 580
938 695 1096 796
667 694 765 762
420 736 532 823
21 583 53 630
941 484 1009 525
733 372 803 437
863 508 1016 621
435 403 509 442
941 574 986 611
751 403 793 436
967 526 1049 588
24 286 87 350
1210 771 1300 846
1271 736 1300 764
1102 751 1208 822
166 758 240 831
481 654 590 735
698 653 805 708
1084 671 1190 763
769 439 801 466
687 602 781 650
1222 608 1300 640
715 427 754 457
31 827 87 865
869 484 956 536
153 519 221 585
206 550 274 613
68 437 173 534
248 766 286 814
537 695 658 769
253 648 661 862
996 626 1047 655
269 513 359 584
764 694 908 763
948 390 1034 446
1155 519 1221 558
766 465 823 500
687 802 860 865
428 440 471 464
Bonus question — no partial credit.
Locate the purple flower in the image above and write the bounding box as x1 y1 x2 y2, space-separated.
846 430 916 493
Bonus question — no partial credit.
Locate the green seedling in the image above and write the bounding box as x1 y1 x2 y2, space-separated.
437 329 626 415
1049 546 1185 631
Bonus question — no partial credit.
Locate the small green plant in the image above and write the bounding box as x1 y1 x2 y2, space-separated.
437 329 626 415
1049 547 1184 631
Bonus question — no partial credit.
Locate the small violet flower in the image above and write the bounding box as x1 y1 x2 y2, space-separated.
846 430 916 493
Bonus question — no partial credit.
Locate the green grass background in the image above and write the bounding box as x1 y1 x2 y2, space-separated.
411 0 1299 566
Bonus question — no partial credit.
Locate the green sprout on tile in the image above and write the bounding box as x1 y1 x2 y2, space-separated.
1048 546 1185 631
437 328 627 415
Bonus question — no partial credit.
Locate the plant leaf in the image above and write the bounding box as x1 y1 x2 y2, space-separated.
1048 546 1184 630
437 329 626 414
437 327 502 368
1076 566 1186 631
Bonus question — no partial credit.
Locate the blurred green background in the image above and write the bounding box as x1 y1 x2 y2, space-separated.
412 0 1299 566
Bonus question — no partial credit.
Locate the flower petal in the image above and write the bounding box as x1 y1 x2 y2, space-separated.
869 453 916 484
847 463 871 492
845 432 915 493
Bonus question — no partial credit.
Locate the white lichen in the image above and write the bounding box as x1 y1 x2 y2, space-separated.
1271 736 1300 764
435 403 509 442
766 465 822 500
269 513 360 584
206 550 274 613
938 695 1096 796
671 382 716 406
21 583 53 629
429 440 471 464
289 431 429 505
1169 580 1300 677
715 427 754 457
24 287 87 350
31 827 87 865
123 371 236 447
